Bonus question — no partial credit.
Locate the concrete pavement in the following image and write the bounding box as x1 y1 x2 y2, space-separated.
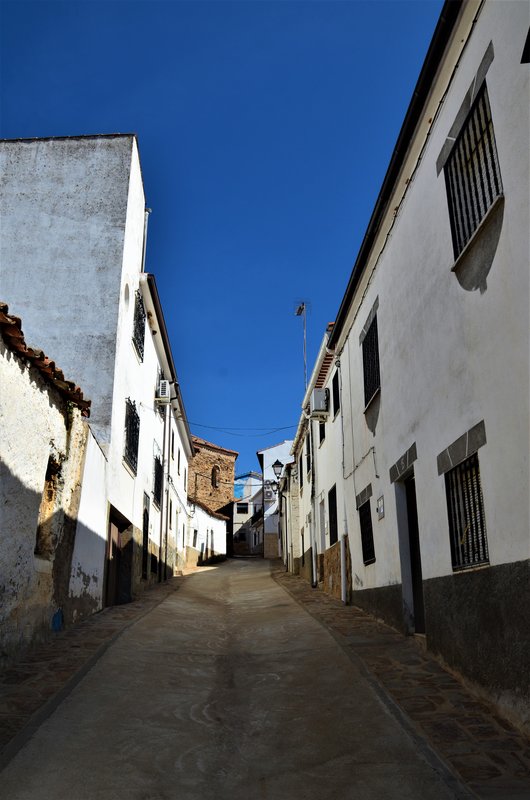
0 559 528 799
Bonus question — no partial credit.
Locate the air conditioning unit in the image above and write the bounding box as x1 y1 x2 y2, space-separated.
264 490 273 500
310 388 329 418
156 379 171 403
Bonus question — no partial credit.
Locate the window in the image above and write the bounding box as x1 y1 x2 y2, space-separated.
171 432 175 460
445 453 489 571
177 448 181 474
132 290 146 360
301 527 305 565
212 465 220 488
237 502 249 514
153 455 163 507
319 420 325 445
124 399 140 473
358 501 375 565
332 371 340 416
305 432 311 474
169 500 173 528
193 529 198 548
444 83 502 258
362 316 380 408
328 485 338 546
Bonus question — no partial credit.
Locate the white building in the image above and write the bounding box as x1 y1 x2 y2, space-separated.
0 302 91 661
233 472 263 555
257 441 294 559
0 134 194 617
283 0 529 729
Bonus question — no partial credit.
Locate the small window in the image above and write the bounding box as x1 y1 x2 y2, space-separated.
445 453 489 571
124 399 140 473
237 502 249 514
171 432 175 460
301 527 305 566
212 465 220 488
153 455 163 507
169 500 173 528
362 316 380 408
332 371 340 416
193 529 198 548
305 431 311 474
132 290 146 360
177 448 181 475
359 501 375 565
319 420 325 445
444 83 502 258
328 485 338 546
184 468 187 487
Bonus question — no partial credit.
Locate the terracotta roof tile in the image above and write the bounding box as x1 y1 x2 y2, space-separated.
0 301 91 416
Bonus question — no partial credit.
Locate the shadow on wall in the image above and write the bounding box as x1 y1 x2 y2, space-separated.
0 462 108 667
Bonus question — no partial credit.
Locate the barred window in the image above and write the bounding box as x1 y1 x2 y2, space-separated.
445 453 489 571
358 500 375 565
132 290 146 360
124 399 140 474
153 455 163 507
444 83 502 258
362 316 380 407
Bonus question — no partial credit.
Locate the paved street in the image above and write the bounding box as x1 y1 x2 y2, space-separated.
0 560 528 799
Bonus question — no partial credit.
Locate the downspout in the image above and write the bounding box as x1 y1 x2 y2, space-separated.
336 357 349 603
309 417 318 588
158 401 169 582
141 209 151 273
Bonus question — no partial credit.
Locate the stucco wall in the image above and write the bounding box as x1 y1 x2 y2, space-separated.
0 135 136 442
187 503 227 565
0 336 88 662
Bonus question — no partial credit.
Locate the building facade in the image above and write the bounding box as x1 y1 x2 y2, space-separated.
282 0 529 729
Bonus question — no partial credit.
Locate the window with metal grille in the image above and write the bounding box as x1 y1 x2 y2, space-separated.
306 432 311 474
362 316 380 408
444 83 502 258
153 455 163 507
445 453 489 571
132 291 146 360
332 371 340 416
124 399 140 473
328 485 338 546
358 500 375 565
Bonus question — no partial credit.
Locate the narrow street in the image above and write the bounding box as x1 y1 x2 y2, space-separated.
0 560 466 800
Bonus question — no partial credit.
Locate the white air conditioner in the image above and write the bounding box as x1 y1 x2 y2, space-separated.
310 388 329 418
264 489 273 500
156 379 171 403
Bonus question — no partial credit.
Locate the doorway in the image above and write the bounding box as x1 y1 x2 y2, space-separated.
404 475 425 633
105 507 133 607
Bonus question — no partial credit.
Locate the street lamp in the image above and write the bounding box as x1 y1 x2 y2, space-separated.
270 459 284 563
272 459 284 481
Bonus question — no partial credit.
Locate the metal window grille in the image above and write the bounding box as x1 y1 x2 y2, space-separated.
332 371 340 416
444 83 502 258
359 500 376 565
124 399 140 473
153 455 163 507
132 291 146 360
445 453 489 571
362 316 380 407
328 485 338 546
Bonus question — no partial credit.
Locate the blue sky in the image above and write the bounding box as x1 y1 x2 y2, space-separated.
0 0 443 474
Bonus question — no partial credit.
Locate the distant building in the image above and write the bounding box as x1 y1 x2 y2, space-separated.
187 436 238 563
257 441 294 559
233 472 263 555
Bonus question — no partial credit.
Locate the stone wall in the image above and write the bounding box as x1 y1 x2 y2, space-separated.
188 439 237 513
322 538 352 602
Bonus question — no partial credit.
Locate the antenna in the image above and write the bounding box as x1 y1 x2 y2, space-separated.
295 301 309 391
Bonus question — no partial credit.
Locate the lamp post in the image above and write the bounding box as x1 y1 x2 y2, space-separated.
271 460 284 561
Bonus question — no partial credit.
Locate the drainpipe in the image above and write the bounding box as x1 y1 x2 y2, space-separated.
141 208 151 273
340 535 347 604
158 401 169 582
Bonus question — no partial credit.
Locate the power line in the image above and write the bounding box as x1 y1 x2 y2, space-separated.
189 421 297 438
